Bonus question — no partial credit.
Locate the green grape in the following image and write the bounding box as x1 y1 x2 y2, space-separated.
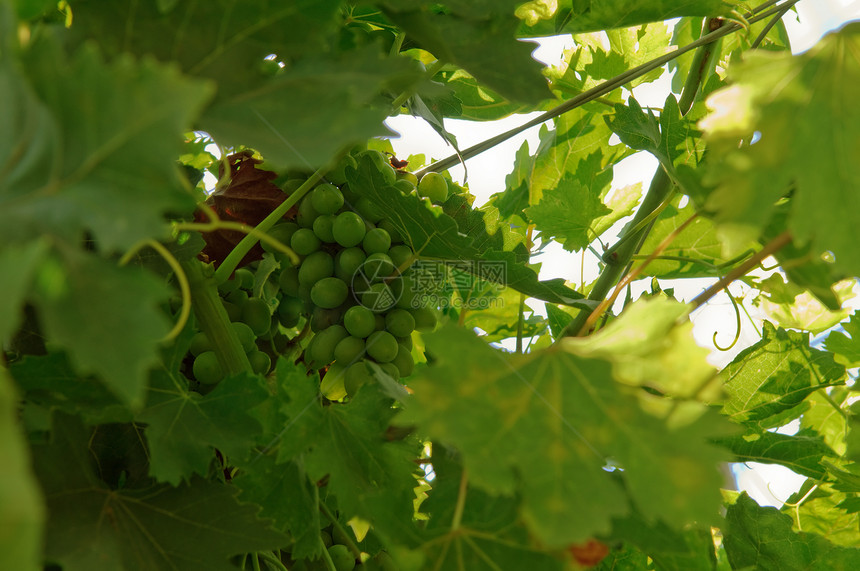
262 222 299 253
377 219 403 243
331 525 355 551
327 154 358 185
417 172 449 203
362 253 394 281
320 530 333 548
234 268 255 290
222 300 242 322
397 334 413 350
311 306 343 332
298 282 313 303
410 307 437 331
379 361 400 380
226 288 249 307
391 345 414 377
385 308 415 337
366 331 398 363
396 170 418 186
248 350 272 375
327 544 355 571
310 324 348 364
297 196 319 228
392 179 416 194
311 183 344 215
332 211 367 247
311 277 348 309
344 306 376 338
241 297 272 336
291 228 321 256
335 248 366 282
283 178 306 194
232 321 257 352
312 214 337 243
193 351 223 385
388 245 413 271
278 266 301 297
189 331 211 356
298 251 334 285
357 150 397 185
334 336 365 363
361 283 395 313
355 197 384 223
321 362 348 401
277 295 304 328
362 228 391 254
345 361 373 397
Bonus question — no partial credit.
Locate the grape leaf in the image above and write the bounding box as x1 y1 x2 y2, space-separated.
1 37 212 252
273 362 422 546
525 173 611 252
137 370 269 485
234 456 323 560
637 196 734 278
10 353 130 425
397 325 733 547
721 322 845 429
713 429 837 479
782 483 860 549
432 69 544 121
416 452 564 571
824 315 860 368
610 513 717 571
347 155 585 305
380 0 550 104
0 239 48 344
517 0 737 36
605 95 690 167
723 492 860 571
0 368 44 571
32 248 171 409
755 275 854 334
32 414 288 571
700 24 860 274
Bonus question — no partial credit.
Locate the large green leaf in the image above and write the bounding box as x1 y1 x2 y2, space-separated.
720 322 845 430
136 370 269 485
824 315 860 368
714 429 837 480
398 325 732 547
1 38 211 251
610 514 717 571
723 492 860 570
517 0 737 36
700 24 860 273
32 248 171 409
380 1 550 104
0 368 44 571
32 414 289 571
781 482 860 549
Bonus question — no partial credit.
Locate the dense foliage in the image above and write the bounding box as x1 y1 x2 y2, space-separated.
2 0 860 569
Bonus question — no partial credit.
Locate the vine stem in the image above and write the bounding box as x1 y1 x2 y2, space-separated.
319 501 362 559
415 0 801 177
214 158 339 283
576 213 699 336
450 467 469 532
689 231 792 310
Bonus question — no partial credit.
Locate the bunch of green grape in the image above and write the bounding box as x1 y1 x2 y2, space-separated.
187 149 443 397
281 519 398 571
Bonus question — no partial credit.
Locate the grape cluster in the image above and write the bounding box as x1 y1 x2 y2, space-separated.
187 150 441 398
282 520 397 571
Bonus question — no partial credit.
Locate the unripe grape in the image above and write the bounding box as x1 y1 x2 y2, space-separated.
355 197 384 223
327 544 355 571
241 297 272 336
262 222 299 254
311 183 344 215
380 361 400 381
226 289 249 307
297 196 319 228
291 228 321 256
344 306 376 338
362 228 391 254
327 154 358 185
334 336 365 363
193 351 223 385
362 253 394 281
418 172 448 203
396 170 418 186
391 345 414 377
311 277 348 309
377 219 403 243
321 362 348 401
278 267 300 297
310 324 348 364
232 321 257 352
235 268 255 290
222 300 242 322
411 307 437 331
333 211 366 247
298 251 334 285
277 295 304 328
345 361 374 397
388 245 413 271
385 308 415 337
361 283 395 312
335 248 366 282
393 179 416 194
366 331 398 363
248 350 272 375
312 214 337 243
189 331 211 356
311 306 343 332
358 150 397 185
